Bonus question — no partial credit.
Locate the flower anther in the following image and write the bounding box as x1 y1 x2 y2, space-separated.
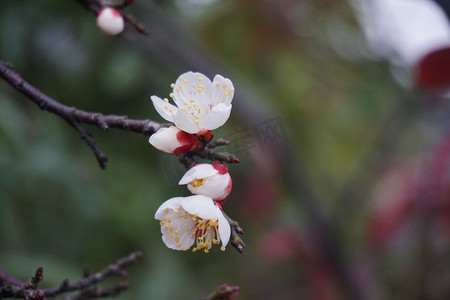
96 7 125 36
155 195 231 252
149 125 200 154
151 71 234 134
179 162 232 201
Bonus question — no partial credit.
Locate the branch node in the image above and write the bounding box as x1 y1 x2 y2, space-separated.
25 267 43 289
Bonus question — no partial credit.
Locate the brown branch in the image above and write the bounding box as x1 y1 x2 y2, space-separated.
44 251 141 297
0 268 45 300
0 60 161 169
0 269 25 287
0 252 141 300
64 282 130 300
178 137 239 169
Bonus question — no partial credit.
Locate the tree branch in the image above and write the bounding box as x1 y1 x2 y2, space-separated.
0 60 240 169
0 60 160 168
0 269 25 287
0 251 141 300
44 251 141 298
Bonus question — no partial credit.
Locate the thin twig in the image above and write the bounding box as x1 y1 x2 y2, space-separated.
0 60 160 168
0 252 141 300
44 251 142 297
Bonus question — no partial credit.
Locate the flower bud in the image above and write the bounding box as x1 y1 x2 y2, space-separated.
96 7 124 36
179 162 232 202
149 126 200 154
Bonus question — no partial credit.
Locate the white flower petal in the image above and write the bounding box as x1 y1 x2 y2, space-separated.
172 109 200 134
173 72 213 107
188 173 231 200
162 233 194 250
151 96 177 122
198 103 232 131
180 195 218 220
177 230 196 249
217 210 231 248
212 75 234 106
149 126 182 154
162 216 196 250
162 234 178 249
178 164 218 185
173 72 214 122
154 197 183 219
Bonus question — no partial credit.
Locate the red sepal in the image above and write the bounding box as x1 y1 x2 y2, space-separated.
212 161 228 174
173 130 200 154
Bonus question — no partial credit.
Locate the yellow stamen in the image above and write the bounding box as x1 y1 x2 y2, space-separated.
190 178 206 187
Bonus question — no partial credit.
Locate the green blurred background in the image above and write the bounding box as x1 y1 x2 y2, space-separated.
1 0 449 299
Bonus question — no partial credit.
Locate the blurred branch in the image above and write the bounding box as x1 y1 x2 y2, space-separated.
74 0 150 35
201 284 240 300
0 270 25 287
0 251 141 300
44 251 141 298
281 147 364 300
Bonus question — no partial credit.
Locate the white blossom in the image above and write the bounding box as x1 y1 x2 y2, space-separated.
151 71 234 134
179 162 232 201
155 195 231 252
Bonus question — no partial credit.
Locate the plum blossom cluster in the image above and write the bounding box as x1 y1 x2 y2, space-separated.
150 71 236 253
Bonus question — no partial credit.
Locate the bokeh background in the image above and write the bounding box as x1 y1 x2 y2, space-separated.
1 0 450 299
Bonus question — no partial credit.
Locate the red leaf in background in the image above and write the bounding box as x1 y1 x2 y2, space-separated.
241 174 278 220
366 163 416 247
259 227 303 264
367 198 413 247
426 133 450 231
259 228 345 300
414 46 450 91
